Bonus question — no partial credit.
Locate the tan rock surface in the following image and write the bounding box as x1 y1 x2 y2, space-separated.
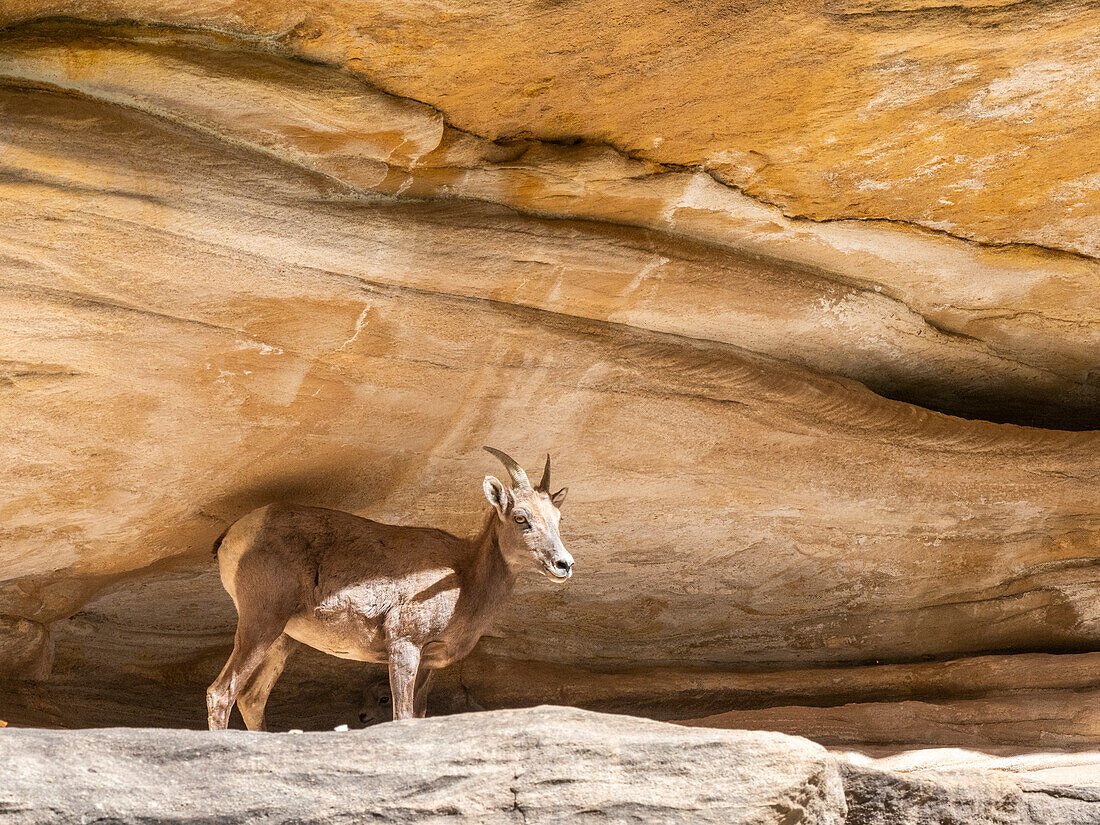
845 748 1100 787
6 0 1100 258
0 19 1096 429
0 10 1096 750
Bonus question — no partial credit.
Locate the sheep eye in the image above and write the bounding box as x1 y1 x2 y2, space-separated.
379 695 390 705
513 514 529 526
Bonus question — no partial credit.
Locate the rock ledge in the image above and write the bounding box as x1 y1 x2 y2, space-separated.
2 707 1099 824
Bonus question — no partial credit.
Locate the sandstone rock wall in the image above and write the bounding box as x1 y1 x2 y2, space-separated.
0 5 1097 745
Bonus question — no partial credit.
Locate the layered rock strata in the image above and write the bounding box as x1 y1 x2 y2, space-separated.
0 9 1096 744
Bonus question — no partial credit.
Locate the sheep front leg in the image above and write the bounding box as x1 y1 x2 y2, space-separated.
413 668 433 718
387 639 421 721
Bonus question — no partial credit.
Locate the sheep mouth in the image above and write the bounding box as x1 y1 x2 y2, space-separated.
542 566 572 582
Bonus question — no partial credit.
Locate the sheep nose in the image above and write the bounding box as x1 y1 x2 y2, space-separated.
554 558 573 574
358 712 369 724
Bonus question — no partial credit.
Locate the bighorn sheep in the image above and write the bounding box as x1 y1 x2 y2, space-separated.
207 448 572 729
357 669 484 726
358 673 395 727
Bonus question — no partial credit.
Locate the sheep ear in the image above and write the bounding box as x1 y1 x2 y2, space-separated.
551 487 568 509
483 475 512 518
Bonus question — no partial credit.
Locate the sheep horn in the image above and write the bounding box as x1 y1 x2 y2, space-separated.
483 447 531 490
537 454 551 492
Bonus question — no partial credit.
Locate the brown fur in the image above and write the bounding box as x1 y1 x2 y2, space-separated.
206 451 571 730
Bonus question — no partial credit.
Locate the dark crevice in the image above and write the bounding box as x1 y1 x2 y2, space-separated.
853 383 1100 432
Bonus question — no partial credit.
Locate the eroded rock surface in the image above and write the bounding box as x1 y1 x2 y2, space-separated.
2 707 1098 825
841 758 1100 825
0 6 1097 749
0 19 1096 430
0 707 848 825
5 1 1100 258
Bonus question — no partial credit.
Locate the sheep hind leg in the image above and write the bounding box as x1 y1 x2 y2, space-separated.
237 634 298 732
207 605 291 731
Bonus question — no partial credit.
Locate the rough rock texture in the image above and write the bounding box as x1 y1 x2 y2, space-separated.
0 707 848 825
3 707 1099 825
841 756 1100 825
0 3 1098 752
0 19 1096 431
4 1 1100 260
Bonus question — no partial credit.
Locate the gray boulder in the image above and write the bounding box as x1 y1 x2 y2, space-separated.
0 706 846 824
841 763 1100 825
4 706 1098 824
